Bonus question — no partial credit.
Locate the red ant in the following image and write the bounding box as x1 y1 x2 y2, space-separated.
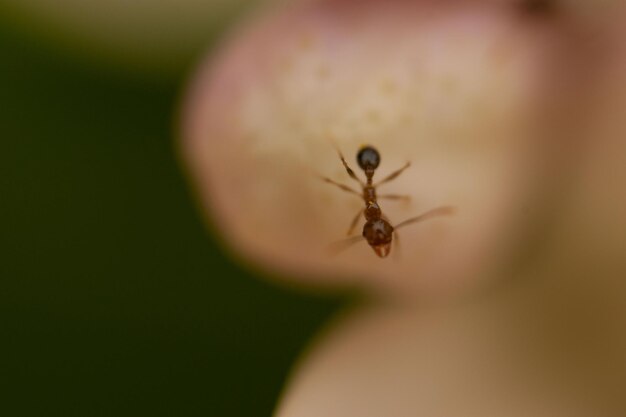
321 144 455 258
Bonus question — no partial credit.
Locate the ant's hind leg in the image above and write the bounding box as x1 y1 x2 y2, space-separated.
392 231 402 261
379 194 411 202
327 235 364 256
347 208 363 236
394 206 456 230
375 161 411 187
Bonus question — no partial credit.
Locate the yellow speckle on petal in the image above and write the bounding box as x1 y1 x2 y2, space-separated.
440 75 458 94
280 58 294 74
299 33 315 51
316 65 331 80
380 79 398 96
366 109 382 124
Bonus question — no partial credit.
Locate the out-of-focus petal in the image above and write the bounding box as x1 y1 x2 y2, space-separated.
181 0 568 298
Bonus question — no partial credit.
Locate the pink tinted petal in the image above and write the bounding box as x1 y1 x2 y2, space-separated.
181 0 563 298
276 301 598 417
274 7 626 415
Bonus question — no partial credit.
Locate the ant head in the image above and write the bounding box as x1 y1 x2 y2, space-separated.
364 201 381 221
357 146 380 171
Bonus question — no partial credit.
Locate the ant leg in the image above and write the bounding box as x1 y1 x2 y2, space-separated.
375 162 411 187
395 206 456 230
319 176 362 198
327 235 364 256
379 194 411 202
393 231 402 261
346 208 363 236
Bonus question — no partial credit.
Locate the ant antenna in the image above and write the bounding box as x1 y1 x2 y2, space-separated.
326 132 365 186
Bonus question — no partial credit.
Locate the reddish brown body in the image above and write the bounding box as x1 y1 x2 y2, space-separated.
356 147 395 258
322 144 455 258
362 185 377 204
362 206 394 257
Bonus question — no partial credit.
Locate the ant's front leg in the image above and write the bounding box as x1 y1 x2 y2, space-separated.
319 176 362 198
375 161 411 187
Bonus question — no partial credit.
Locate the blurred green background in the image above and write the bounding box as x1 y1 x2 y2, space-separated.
0 20 340 417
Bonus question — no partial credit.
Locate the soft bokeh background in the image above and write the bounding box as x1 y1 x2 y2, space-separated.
0 12 341 417
5 1 626 416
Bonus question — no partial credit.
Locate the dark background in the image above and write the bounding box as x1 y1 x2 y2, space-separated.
0 23 340 417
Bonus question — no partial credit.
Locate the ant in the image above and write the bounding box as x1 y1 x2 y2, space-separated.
321 144 455 258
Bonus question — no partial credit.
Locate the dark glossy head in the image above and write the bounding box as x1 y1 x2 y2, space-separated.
362 219 394 258
357 146 380 171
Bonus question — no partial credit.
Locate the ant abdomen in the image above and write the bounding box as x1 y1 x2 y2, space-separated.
362 219 393 258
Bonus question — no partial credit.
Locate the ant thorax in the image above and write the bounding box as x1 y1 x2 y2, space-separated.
363 186 377 205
